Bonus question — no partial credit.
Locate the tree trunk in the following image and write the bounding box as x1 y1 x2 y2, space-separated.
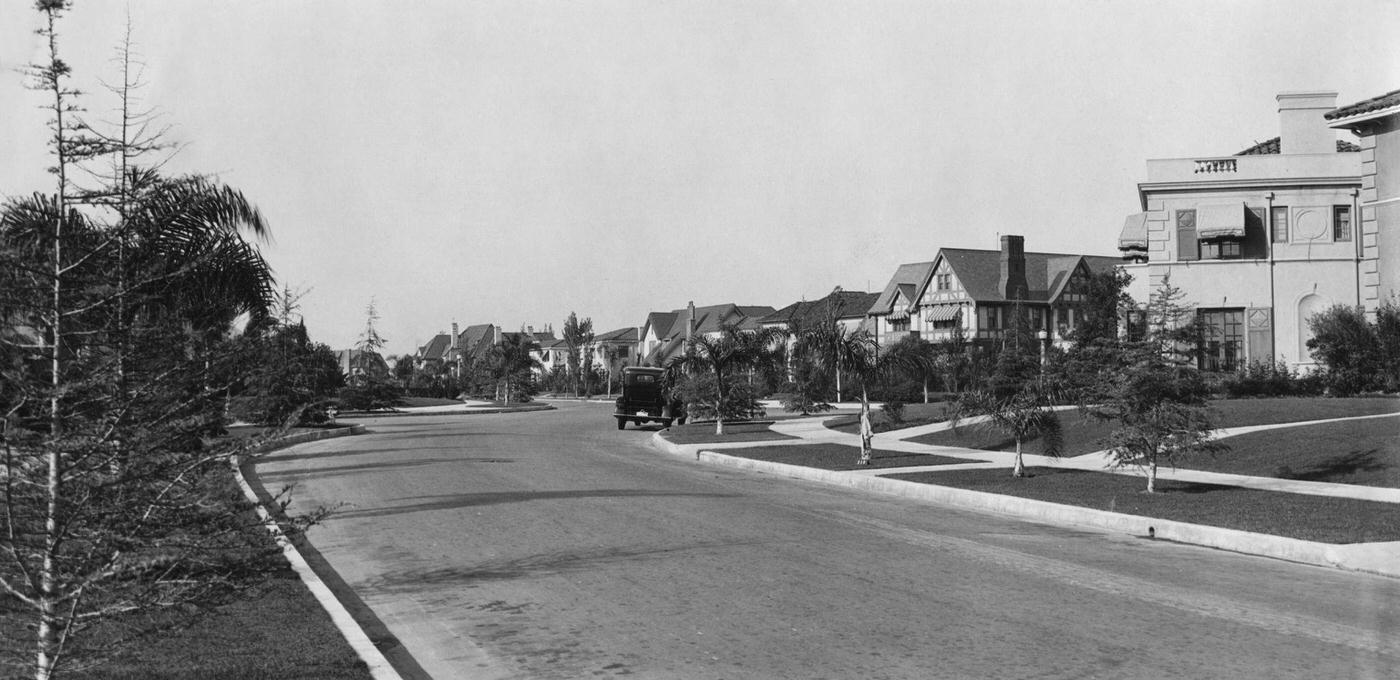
857 388 873 465
1147 460 1157 493
923 378 929 404
1012 438 1025 477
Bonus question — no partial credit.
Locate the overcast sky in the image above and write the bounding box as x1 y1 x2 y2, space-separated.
2 1 1397 357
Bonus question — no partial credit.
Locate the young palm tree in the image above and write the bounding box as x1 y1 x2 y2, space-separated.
667 324 784 435
804 327 926 465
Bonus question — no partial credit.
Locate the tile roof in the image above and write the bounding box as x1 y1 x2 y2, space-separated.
456 324 497 359
1234 136 1360 155
932 249 1120 304
1325 88 1400 121
869 262 935 316
639 303 777 363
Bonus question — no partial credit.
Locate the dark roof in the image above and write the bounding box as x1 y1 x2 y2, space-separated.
1234 136 1360 156
1325 88 1400 121
595 326 639 343
760 290 880 328
933 249 1120 304
869 262 935 316
417 333 451 361
640 303 777 363
456 324 496 359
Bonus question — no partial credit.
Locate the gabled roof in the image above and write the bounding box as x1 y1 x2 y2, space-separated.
639 302 776 364
930 249 1120 304
456 324 496 359
869 262 935 316
595 326 639 343
760 290 880 328
417 333 451 361
1326 88 1400 122
1234 136 1360 155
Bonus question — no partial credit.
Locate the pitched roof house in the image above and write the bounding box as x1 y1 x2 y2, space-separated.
638 302 777 366
868 235 1118 348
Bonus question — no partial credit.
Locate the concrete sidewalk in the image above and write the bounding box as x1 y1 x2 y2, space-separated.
655 412 1400 579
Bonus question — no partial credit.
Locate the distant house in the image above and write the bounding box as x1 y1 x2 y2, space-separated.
638 302 778 366
591 326 640 370
759 288 880 338
415 331 453 373
869 235 1119 349
334 348 389 382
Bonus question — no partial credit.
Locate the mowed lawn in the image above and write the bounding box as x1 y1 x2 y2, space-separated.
911 397 1400 484
717 443 975 471
889 466 1400 544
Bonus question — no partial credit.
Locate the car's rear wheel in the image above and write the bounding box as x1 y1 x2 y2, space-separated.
615 417 625 430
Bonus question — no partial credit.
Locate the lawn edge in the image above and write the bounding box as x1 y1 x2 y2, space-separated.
650 433 1400 580
233 424 406 680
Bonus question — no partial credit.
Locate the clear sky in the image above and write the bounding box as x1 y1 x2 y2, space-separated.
2 1 1397 357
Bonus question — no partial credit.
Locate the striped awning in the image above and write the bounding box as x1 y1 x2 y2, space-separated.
886 308 909 321
925 304 962 322
1198 203 1245 239
1118 212 1148 250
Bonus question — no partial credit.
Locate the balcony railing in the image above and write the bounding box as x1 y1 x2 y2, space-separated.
1193 158 1237 174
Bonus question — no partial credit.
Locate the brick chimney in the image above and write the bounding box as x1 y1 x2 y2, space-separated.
493 325 502 345
686 301 696 341
999 235 1028 301
451 322 458 349
1277 91 1339 155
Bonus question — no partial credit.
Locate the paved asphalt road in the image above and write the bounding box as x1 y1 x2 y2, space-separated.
256 400 1400 680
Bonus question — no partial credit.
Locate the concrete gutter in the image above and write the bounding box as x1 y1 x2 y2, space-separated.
233 424 405 680
650 433 1400 580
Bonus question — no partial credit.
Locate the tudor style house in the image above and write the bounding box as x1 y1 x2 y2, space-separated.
868 235 1119 349
638 302 777 366
1117 91 1365 371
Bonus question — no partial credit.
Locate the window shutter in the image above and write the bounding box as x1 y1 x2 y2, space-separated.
1176 210 1199 261
1246 307 1273 364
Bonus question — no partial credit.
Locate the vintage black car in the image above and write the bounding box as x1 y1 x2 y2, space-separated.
614 366 686 429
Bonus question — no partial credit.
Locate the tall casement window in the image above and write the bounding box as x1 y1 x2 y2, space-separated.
1198 308 1245 371
978 306 1001 331
1271 206 1289 243
1333 206 1352 242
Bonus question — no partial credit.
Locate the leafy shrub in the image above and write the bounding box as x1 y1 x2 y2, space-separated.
1219 360 1323 398
881 399 907 424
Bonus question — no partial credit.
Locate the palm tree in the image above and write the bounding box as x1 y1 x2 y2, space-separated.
803 326 926 465
954 388 1063 477
488 333 542 405
666 323 784 435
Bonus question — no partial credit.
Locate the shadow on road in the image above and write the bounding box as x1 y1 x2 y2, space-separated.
334 489 739 520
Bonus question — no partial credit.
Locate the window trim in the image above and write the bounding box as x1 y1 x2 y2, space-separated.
1333 205 1352 242
1271 206 1289 243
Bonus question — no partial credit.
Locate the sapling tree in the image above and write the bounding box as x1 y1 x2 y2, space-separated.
802 326 925 464
1085 277 1225 492
666 324 783 435
1 4 313 677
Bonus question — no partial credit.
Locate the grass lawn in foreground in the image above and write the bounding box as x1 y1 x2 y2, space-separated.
910 397 1400 459
887 466 1400 544
720 443 977 470
826 401 957 435
0 542 371 680
663 421 797 444
1193 415 1400 486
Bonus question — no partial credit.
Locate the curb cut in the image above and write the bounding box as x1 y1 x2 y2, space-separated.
650 433 1400 580
233 425 405 680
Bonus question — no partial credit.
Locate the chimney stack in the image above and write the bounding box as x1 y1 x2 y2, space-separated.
686 301 696 341
999 235 1028 301
451 322 459 349
1277 91 1339 155
493 325 502 345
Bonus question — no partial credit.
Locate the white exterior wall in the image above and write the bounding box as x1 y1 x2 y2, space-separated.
1132 181 1363 370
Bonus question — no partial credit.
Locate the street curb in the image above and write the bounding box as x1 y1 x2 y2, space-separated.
650 433 1400 579
233 425 406 680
